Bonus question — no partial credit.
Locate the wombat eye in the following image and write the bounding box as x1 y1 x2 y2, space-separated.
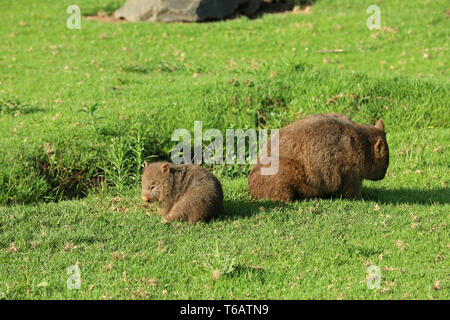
150 185 156 190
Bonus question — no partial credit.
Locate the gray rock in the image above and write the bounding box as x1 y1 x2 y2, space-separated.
114 0 262 22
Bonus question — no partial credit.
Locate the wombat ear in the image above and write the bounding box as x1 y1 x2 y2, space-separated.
374 139 386 158
144 161 149 167
375 119 385 131
160 163 169 174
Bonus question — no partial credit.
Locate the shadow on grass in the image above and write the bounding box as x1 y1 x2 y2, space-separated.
201 1 316 22
224 263 267 282
363 186 449 205
0 98 46 116
251 1 295 17
221 198 288 220
220 186 449 220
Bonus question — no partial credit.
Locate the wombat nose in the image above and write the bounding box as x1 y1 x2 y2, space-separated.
142 195 150 202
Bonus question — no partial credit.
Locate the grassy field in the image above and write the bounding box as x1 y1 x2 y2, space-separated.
0 0 448 299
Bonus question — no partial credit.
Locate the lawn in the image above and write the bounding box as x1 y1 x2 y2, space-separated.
0 0 448 299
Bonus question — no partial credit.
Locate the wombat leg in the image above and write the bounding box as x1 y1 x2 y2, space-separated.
339 177 362 200
342 189 362 200
165 210 184 221
270 187 296 202
165 191 211 223
165 208 201 223
249 173 296 202
249 158 303 202
164 193 196 222
263 177 297 202
157 207 169 216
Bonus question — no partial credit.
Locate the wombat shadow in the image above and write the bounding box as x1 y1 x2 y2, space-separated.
363 186 449 205
220 186 448 220
220 198 289 220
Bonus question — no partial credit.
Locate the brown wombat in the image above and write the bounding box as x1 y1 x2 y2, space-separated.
248 113 389 201
141 161 223 222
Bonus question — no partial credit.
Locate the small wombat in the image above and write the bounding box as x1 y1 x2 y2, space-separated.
141 161 223 222
248 113 389 201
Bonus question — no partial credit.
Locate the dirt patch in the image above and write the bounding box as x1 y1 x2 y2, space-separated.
292 4 312 15
84 14 126 23
257 2 312 16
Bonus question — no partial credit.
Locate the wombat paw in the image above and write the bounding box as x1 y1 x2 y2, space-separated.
161 217 169 224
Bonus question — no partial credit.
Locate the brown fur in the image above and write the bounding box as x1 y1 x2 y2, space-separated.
141 161 223 222
248 113 389 201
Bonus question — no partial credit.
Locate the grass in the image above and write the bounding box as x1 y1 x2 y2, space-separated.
0 0 449 299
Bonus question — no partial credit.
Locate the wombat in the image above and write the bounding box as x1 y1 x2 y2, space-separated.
141 161 223 222
248 113 389 201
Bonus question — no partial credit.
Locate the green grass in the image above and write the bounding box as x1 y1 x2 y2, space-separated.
0 0 448 299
